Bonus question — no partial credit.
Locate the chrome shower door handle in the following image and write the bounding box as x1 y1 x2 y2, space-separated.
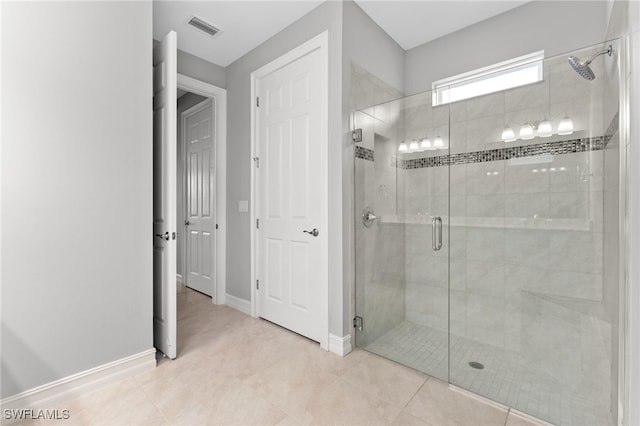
432 217 442 251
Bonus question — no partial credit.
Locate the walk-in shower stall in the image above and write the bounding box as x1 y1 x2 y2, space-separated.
352 40 623 426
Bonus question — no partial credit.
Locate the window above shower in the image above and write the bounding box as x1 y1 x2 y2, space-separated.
432 50 544 106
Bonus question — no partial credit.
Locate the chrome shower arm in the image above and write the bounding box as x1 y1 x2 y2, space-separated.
585 45 613 65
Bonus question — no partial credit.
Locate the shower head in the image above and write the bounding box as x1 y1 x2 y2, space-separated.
567 45 612 80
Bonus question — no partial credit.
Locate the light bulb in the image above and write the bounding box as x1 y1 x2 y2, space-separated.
409 140 419 151
519 123 534 140
558 116 574 135
420 137 432 150
398 142 408 152
433 136 444 149
537 119 553 137
502 125 517 142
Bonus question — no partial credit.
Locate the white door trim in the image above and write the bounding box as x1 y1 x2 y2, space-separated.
250 31 329 350
177 74 227 305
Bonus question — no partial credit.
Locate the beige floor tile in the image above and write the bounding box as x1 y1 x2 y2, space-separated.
342 350 428 407
302 377 402 425
245 349 341 422
392 410 430 425
404 377 508 426
203 334 294 380
42 379 166 426
148 376 287 425
275 415 304 425
140 356 234 419
10 287 552 426
506 411 551 426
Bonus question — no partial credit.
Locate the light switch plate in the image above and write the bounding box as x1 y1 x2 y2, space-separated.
238 200 249 212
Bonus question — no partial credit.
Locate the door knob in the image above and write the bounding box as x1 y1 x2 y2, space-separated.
362 207 378 227
303 228 319 237
184 219 190 226
155 232 170 241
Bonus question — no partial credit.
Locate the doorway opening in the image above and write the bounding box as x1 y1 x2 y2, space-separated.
175 75 227 356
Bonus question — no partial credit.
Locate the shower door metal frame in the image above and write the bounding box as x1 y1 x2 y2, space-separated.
616 35 630 426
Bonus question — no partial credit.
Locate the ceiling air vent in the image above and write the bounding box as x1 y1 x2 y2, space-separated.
187 16 221 38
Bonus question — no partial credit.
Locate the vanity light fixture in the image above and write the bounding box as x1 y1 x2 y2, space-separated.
519 123 535 140
409 139 419 151
537 118 553 137
558 116 574 135
502 125 517 142
398 141 408 152
420 137 432 150
433 136 445 149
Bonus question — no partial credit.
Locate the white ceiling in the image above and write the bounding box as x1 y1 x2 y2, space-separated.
154 0 531 67
153 1 324 67
354 0 531 50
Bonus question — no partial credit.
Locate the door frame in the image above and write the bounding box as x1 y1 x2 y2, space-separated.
249 31 329 350
177 74 227 305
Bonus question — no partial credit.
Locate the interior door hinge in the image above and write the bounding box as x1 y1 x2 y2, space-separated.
256 97 260 107
256 218 260 229
216 224 219 230
256 279 260 290
253 157 260 168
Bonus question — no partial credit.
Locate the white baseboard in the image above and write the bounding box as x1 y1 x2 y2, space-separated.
176 273 183 283
0 349 156 412
225 293 251 315
329 333 352 357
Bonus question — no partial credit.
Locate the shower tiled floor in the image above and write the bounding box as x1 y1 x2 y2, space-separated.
364 320 612 426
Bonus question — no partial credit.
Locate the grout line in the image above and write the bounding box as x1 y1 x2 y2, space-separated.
504 407 512 426
139 384 171 425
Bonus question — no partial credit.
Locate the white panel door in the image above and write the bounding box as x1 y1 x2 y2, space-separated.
153 31 177 359
257 47 323 342
185 100 216 297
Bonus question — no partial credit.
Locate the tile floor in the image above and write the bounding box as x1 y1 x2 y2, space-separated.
16 286 548 426
365 321 611 426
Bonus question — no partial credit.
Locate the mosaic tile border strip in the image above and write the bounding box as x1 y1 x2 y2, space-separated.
355 145 374 161
395 136 606 170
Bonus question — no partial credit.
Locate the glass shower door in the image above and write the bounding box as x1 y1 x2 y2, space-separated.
353 90 451 382
447 42 618 426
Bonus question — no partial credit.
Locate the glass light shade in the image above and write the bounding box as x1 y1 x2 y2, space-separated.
420 137 432 150
537 119 553 137
398 142 408 152
502 126 517 142
409 140 419 151
519 123 535 140
557 116 574 135
433 136 444 149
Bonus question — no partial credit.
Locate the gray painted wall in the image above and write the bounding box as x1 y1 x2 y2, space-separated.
341 0 405 335
342 0 404 95
405 1 609 95
176 93 208 278
178 49 227 89
224 0 345 336
1 1 152 398
152 41 227 89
